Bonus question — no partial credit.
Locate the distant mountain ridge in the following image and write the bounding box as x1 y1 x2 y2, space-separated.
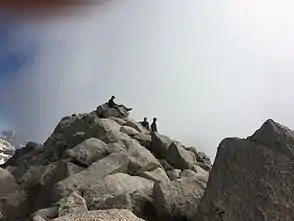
0 129 15 164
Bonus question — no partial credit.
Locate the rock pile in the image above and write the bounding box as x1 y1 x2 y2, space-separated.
2 102 293 221
0 104 211 221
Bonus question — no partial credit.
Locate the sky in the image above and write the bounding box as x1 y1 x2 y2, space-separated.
0 0 294 159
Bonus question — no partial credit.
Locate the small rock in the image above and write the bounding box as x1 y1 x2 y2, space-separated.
153 177 207 221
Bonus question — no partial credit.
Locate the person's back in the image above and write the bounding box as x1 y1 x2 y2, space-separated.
151 117 158 132
141 117 150 130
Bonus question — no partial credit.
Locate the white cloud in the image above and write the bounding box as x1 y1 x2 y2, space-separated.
2 0 294 159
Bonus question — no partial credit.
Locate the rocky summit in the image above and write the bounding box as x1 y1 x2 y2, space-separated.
0 104 211 221
0 104 293 221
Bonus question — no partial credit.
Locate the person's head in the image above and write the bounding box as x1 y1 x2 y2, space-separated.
153 117 157 122
144 117 147 121
111 96 115 100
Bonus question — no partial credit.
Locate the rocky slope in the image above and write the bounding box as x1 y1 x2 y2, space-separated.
1 103 293 221
0 104 211 221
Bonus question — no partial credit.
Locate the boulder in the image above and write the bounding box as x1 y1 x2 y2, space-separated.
18 160 83 211
195 119 294 221
150 134 207 172
166 169 180 181
140 168 170 183
121 140 162 175
106 142 125 154
51 152 130 201
88 191 157 221
0 169 29 221
31 206 59 221
185 147 212 171
42 115 130 164
2 142 45 181
120 125 139 136
150 133 173 159
153 177 207 221
41 113 100 164
5 166 17 174
165 141 197 171
96 103 129 118
53 209 145 221
94 118 131 144
66 138 108 166
109 117 127 126
179 169 198 178
2 142 43 168
122 118 149 134
133 133 152 148
58 191 87 217
0 168 18 195
180 167 209 182
159 159 174 171
84 173 154 209
195 151 212 171
18 160 83 188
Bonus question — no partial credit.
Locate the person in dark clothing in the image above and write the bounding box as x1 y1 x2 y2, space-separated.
108 96 132 111
140 117 150 130
151 117 158 132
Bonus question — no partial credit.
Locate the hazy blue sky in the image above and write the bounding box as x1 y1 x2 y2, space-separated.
1 0 294 159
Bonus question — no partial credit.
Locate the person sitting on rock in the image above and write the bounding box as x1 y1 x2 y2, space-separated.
140 117 150 130
108 96 132 112
151 117 158 132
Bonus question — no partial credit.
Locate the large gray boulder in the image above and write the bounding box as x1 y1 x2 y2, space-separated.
120 125 139 137
53 209 145 221
84 173 154 221
121 140 162 175
41 114 97 164
185 147 212 171
165 141 198 171
140 167 170 183
195 119 294 221
96 103 129 118
66 138 108 166
88 191 156 221
2 142 43 168
18 160 82 188
42 114 129 164
133 133 152 148
166 169 181 181
122 118 149 134
150 133 173 159
18 160 83 211
150 133 207 172
84 173 154 207
94 118 131 144
0 168 18 195
153 177 207 221
0 168 29 221
51 152 130 201
180 167 209 182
